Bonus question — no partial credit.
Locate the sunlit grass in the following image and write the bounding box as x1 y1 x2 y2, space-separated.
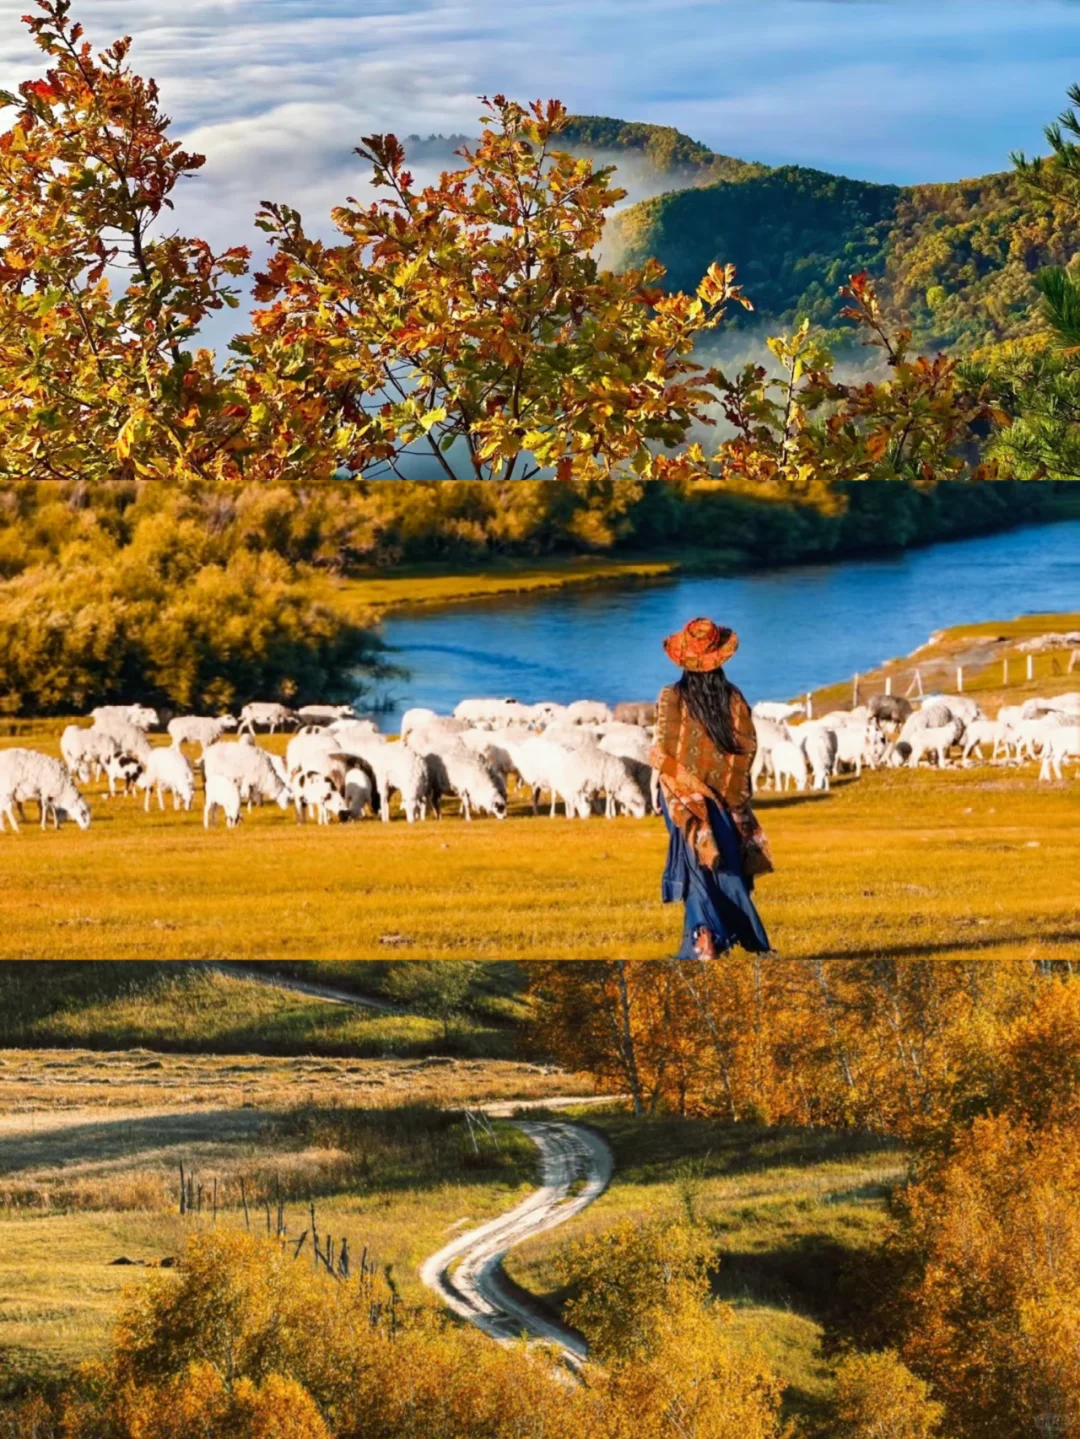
0 728 1076 958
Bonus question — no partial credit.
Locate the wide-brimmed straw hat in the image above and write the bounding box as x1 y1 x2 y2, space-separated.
662 617 739 672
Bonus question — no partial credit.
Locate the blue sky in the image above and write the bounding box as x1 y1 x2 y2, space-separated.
2 0 1078 317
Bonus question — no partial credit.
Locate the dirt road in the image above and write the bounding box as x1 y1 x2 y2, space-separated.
419 1119 613 1360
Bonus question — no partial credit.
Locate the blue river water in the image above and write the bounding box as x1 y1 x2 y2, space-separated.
372 521 1080 726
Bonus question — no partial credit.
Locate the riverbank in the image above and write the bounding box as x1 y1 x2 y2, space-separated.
314 486 1080 622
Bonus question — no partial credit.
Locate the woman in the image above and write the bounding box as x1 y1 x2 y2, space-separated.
650 617 773 960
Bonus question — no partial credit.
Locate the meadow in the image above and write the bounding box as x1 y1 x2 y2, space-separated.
0 1039 902 1432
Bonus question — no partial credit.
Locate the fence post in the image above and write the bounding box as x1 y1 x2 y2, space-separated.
956 666 963 693
240 1177 250 1230
852 673 860 706
1003 658 1009 686
805 693 813 719
1070 648 1080 674
885 676 892 696
179 1162 186 1217
1027 654 1034 682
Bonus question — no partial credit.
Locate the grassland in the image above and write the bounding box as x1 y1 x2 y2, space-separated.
0 1043 905 1428
0 1045 591 1389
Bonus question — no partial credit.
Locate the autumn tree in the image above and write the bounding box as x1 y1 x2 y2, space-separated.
240 96 750 481
0 1 250 480
711 273 998 496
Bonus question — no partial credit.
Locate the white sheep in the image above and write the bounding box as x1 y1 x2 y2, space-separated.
90 717 153 763
238 702 297 735
771 739 809 793
364 742 431 822
1039 726 1080 781
61 724 120 782
344 767 376 819
908 718 965 768
408 735 507 820
168 715 237 753
285 732 350 789
135 746 195 813
298 704 359 726
453 698 525 729
961 719 1008 763
90 704 159 731
751 716 790 793
833 723 887 778
203 741 290 811
204 773 242 828
565 700 613 726
0 749 91 833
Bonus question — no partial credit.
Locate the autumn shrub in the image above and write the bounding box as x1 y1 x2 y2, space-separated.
832 1351 943 1439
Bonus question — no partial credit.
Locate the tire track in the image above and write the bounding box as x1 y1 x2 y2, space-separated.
419 1119 613 1361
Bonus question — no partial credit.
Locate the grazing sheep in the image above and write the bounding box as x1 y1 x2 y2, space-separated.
1039 726 1080 781
204 773 242 829
285 732 350 791
328 716 379 739
168 715 237 753
834 723 888 778
0 749 91 833
103 753 144 798
364 742 431 822
61 724 120 782
90 717 153 763
962 719 1008 762
613 701 657 727
771 740 809 793
293 771 348 824
409 736 507 820
204 741 290 810
868 694 913 728
90 704 159 731
908 718 965 769
795 724 838 791
136 747 196 813
328 721 388 755
453 698 524 729
344 767 376 819
919 693 983 725
238 702 298 735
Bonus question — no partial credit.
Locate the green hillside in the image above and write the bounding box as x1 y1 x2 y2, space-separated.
612 154 1076 352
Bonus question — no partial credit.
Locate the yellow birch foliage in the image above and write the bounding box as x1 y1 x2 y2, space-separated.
832 1350 943 1439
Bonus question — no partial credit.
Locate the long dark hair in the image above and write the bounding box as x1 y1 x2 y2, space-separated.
679 667 744 755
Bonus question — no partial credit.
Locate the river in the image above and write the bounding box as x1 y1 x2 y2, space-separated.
374 521 1080 726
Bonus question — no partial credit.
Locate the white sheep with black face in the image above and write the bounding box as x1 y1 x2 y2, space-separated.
0 749 91 833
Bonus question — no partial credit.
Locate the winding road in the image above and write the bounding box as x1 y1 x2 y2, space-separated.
419 1119 614 1361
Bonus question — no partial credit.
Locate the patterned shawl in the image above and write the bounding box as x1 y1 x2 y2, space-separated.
650 681 774 877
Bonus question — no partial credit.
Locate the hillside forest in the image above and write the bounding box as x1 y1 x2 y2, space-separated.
2 2 1080 711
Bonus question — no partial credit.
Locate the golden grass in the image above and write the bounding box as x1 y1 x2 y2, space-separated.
0 730 1076 958
503 1108 906 1426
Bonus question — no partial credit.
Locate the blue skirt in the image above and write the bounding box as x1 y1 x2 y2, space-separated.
659 792 771 959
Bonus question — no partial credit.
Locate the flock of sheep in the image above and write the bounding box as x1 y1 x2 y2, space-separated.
752 689 1080 791
1 683 1077 838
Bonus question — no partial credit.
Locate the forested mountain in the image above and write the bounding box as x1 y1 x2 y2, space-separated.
406 114 1070 354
